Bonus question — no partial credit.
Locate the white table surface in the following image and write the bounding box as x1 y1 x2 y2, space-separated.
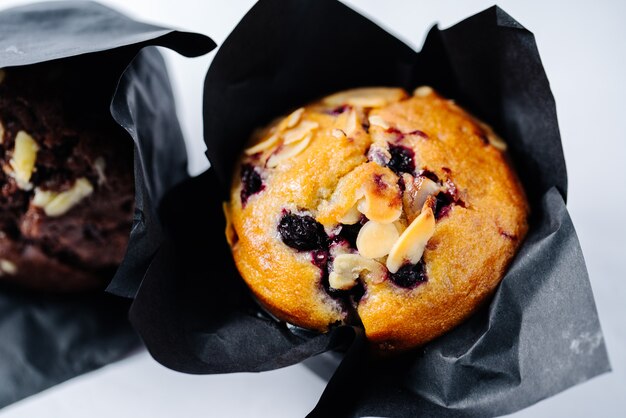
0 0 624 417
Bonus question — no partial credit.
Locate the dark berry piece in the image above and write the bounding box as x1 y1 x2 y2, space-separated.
334 221 364 249
417 169 439 183
372 174 388 191
326 105 350 116
311 250 329 270
397 175 406 192
444 179 459 201
409 129 429 139
387 144 415 175
278 213 327 251
434 180 466 220
434 192 454 220
240 164 264 206
385 127 428 140
476 127 490 145
389 261 428 288
436 203 453 219
498 228 518 241
349 280 366 303
385 127 404 141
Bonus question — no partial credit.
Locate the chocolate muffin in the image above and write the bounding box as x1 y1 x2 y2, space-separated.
223 87 529 352
0 63 134 292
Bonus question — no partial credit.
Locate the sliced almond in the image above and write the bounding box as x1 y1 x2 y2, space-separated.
338 204 361 225
415 176 441 207
356 220 400 259
245 132 280 155
283 107 305 129
368 114 390 130
328 253 386 290
323 87 407 108
369 125 397 145
357 166 402 224
357 195 402 224
403 174 441 222
333 107 361 138
485 129 507 151
331 128 346 139
266 133 312 168
344 108 359 137
394 219 407 235
9 131 39 190
317 173 362 226
0 121 4 144
317 162 401 226
283 120 319 144
413 86 434 97
34 178 94 217
386 206 435 273
475 119 507 151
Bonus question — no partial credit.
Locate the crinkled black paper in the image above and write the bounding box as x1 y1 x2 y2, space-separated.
0 1 215 408
129 0 610 417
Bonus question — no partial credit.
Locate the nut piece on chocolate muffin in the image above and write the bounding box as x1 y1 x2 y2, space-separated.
0 64 134 292
223 86 529 352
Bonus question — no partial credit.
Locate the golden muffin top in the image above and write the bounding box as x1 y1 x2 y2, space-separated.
224 87 528 352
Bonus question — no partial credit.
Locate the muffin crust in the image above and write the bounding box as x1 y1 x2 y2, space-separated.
224 87 528 352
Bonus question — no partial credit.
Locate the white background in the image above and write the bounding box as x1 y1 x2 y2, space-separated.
1 0 625 417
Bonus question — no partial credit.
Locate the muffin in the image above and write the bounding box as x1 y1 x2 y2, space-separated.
223 86 528 352
0 64 134 292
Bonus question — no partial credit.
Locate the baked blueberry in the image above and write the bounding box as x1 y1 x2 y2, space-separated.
240 164 264 206
278 212 327 251
389 262 427 288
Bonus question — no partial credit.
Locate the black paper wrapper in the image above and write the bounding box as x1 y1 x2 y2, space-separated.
129 0 610 416
0 1 215 408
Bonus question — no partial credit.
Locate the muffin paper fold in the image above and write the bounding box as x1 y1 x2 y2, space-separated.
0 1 215 408
129 0 610 417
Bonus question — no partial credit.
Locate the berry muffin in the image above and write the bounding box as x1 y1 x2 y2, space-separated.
0 64 134 292
223 86 528 352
